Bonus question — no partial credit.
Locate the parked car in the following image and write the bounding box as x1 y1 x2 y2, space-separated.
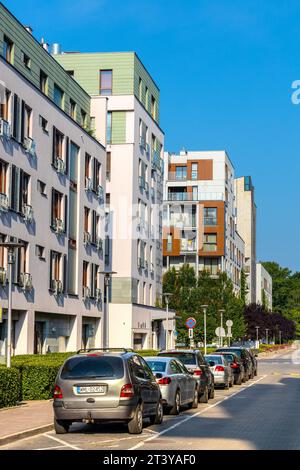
218 351 245 385
216 347 254 381
53 348 163 435
145 357 198 415
204 354 234 389
247 348 258 376
158 349 215 402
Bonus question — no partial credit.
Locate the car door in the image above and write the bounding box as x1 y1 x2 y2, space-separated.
222 357 230 383
139 356 160 414
198 351 211 388
169 360 186 402
129 355 152 415
177 360 195 403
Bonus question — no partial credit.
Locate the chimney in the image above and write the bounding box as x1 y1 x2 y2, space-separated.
24 25 33 34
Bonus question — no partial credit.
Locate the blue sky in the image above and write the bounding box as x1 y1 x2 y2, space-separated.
4 0 300 271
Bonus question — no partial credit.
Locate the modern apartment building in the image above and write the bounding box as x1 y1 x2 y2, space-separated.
256 263 272 310
55 51 174 350
235 176 257 303
0 3 106 355
163 150 245 294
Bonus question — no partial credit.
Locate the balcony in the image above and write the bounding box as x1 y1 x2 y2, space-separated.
83 231 91 246
151 150 163 173
52 279 63 295
83 286 91 300
180 240 197 253
167 172 187 182
0 193 9 212
22 204 34 223
19 272 33 291
139 175 145 190
85 176 93 191
97 185 104 203
137 257 145 269
23 136 36 157
150 187 155 200
54 156 66 174
0 118 11 139
168 191 224 202
53 218 65 234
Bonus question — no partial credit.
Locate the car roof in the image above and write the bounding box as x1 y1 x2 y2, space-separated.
159 349 199 354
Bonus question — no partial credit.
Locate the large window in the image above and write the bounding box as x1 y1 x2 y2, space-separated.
53 84 64 108
175 166 187 181
191 163 198 180
10 166 30 212
51 188 67 232
49 250 64 290
203 234 217 252
204 258 219 275
0 89 11 122
0 160 8 195
40 70 48 94
151 95 156 119
106 112 112 144
3 36 13 63
204 208 217 226
100 70 113 95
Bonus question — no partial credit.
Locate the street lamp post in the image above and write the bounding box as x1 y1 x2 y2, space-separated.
163 293 173 350
201 305 208 355
279 330 282 345
255 326 260 342
0 241 24 367
265 328 269 345
219 309 225 347
99 270 116 349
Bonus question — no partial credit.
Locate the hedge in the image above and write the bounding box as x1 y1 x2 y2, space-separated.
0 366 21 408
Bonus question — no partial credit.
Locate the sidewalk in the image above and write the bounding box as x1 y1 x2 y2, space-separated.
0 400 53 446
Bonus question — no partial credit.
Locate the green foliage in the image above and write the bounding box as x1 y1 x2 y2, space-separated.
163 265 246 345
240 269 246 305
262 261 300 338
0 366 21 408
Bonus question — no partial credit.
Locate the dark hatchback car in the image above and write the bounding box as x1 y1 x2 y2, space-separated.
158 349 214 402
53 349 163 435
218 351 245 385
247 348 258 376
216 347 254 381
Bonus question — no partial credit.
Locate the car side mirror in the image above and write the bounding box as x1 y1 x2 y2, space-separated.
155 373 163 379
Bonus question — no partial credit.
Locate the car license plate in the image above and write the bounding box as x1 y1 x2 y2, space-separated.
77 385 106 394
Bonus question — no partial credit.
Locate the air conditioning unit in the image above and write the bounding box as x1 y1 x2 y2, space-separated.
54 218 65 234
54 157 66 174
95 288 102 303
96 236 103 251
0 267 7 286
97 185 104 201
22 204 34 222
19 272 33 291
83 286 91 300
0 119 11 139
53 279 63 295
23 137 36 157
85 176 93 191
0 193 9 212
84 231 91 246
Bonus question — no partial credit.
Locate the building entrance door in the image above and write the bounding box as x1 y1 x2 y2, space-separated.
34 322 45 354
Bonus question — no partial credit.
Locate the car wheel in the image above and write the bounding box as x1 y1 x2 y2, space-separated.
170 390 181 415
128 403 143 434
188 387 199 409
254 368 258 377
149 400 163 425
209 383 215 399
199 385 209 403
54 418 70 434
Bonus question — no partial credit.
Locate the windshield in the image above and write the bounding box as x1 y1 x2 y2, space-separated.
159 353 196 366
146 361 167 372
61 356 124 380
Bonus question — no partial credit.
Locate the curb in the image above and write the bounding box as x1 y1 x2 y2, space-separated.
0 423 53 447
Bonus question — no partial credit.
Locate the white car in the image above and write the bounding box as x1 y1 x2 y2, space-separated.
204 354 234 389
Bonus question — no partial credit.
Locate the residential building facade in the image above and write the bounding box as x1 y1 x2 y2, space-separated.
163 150 245 294
0 4 106 355
235 176 257 303
256 263 272 310
55 51 174 350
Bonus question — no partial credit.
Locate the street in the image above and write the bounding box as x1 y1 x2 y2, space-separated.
2 349 300 451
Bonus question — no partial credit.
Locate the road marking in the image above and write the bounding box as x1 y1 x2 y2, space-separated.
43 433 81 450
129 375 267 451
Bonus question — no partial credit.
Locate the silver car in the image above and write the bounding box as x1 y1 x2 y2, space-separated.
146 357 199 415
204 354 234 389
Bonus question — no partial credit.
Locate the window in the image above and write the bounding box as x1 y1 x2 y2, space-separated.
0 160 8 195
85 153 91 180
82 261 89 289
37 180 47 196
40 70 48 94
84 207 90 233
175 166 187 181
0 233 7 269
81 109 87 127
3 36 13 63
106 152 111 181
192 186 198 201
92 210 100 244
151 95 156 119
51 188 66 231
39 115 48 133
167 234 172 252
70 99 76 119
52 127 65 167
100 70 112 95
21 51 31 69
145 87 149 108
138 240 146 268
12 94 20 140
204 207 217 226
204 258 219 275
93 158 101 192
0 89 11 122
139 119 148 148
10 166 30 212
53 84 64 108
191 163 198 180
70 142 79 183
22 102 32 140
36 245 45 260
139 77 142 101
203 234 217 252
49 250 64 289
106 112 112 144
66 70 74 77
14 241 28 284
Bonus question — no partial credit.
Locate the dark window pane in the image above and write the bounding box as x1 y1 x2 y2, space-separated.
61 356 124 379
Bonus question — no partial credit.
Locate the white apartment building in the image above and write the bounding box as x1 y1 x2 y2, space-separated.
163 150 245 295
235 176 257 303
256 263 272 310
0 7 106 355
55 52 175 350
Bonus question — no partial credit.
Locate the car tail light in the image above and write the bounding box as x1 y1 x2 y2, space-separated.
157 377 172 385
53 385 63 399
215 365 225 372
231 362 239 369
193 369 202 376
120 384 134 398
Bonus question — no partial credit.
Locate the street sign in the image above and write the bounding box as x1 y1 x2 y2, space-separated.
226 320 233 327
215 327 226 338
185 317 197 329
188 328 194 339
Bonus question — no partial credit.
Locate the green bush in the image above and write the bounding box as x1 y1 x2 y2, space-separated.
0 366 21 408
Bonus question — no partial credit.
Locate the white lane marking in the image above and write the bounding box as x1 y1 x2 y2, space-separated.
129 375 268 450
35 445 66 450
43 433 81 450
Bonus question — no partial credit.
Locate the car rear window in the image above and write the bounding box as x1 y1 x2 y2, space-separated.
222 354 235 362
205 355 223 364
159 353 196 366
146 361 167 372
218 349 242 359
60 356 124 380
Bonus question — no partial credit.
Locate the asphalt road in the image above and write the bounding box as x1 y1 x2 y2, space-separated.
2 349 300 451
